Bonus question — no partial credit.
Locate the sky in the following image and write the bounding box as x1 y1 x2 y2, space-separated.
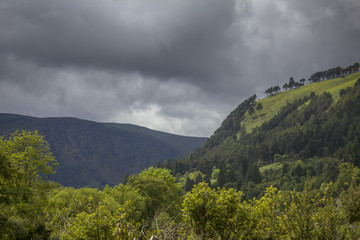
1 0 359 137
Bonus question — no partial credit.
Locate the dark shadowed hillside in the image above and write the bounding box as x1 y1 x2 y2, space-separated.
0 114 207 187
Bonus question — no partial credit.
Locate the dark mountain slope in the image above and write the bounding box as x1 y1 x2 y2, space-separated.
106 123 206 156
0 114 207 187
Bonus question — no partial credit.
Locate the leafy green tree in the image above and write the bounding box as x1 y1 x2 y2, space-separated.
314 182 347 239
183 183 217 239
341 181 360 225
289 77 296 89
45 187 120 239
212 188 248 239
265 88 271 95
265 86 280 96
335 163 360 191
0 130 57 185
246 186 288 239
283 83 289 91
0 153 22 207
0 130 58 239
103 184 146 222
245 164 262 184
340 173 360 239
0 153 27 240
127 167 181 220
244 180 347 239
300 78 306 85
113 202 143 240
183 183 248 239
61 204 116 240
284 178 316 239
274 85 281 92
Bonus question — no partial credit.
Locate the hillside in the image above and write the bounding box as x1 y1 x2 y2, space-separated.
174 71 360 198
106 123 206 156
242 72 360 133
0 114 207 187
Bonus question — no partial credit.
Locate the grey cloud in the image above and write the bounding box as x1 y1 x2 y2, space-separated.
236 0 360 90
0 58 229 136
0 0 243 89
1 0 360 136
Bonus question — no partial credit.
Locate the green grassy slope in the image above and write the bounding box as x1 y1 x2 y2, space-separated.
241 72 360 133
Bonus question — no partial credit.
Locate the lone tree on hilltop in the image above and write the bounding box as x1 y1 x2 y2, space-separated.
300 78 306 86
289 77 296 89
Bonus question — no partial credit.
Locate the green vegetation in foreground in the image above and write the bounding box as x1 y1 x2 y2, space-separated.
242 72 360 133
2 130 360 239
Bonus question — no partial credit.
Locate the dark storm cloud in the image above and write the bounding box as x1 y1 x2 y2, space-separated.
0 0 359 136
0 0 245 90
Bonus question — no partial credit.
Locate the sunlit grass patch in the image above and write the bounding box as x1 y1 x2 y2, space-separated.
242 72 360 133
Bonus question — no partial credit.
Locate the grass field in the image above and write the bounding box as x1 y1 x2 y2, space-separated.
259 162 283 173
241 72 360 133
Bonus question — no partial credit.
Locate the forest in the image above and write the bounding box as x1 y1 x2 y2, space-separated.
1 130 360 239
2 66 360 239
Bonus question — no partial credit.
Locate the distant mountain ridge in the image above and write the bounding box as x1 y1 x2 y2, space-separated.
0 113 207 187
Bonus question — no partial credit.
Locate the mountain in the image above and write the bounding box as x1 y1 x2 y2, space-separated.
0 114 207 187
174 69 360 198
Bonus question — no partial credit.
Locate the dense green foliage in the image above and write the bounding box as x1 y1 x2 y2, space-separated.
1 130 360 239
0 130 58 239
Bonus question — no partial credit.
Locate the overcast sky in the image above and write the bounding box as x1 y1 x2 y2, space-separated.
1 0 359 137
